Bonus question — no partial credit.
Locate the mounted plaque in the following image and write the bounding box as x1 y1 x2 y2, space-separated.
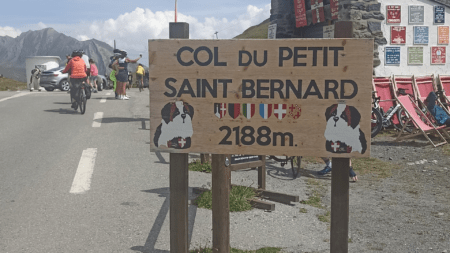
413 26 429 45
387 5 401 24
434 6 445 24
391 26 406 44
409 5 424 24
385 47 401 65
407 47 423 65
431 46 446 65
438 26 449 45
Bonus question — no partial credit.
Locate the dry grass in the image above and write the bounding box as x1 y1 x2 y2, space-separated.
0 77 27 91
352 157 400 179
234 18 270 39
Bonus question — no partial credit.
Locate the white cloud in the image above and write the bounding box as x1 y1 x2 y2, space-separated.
0 26 22 38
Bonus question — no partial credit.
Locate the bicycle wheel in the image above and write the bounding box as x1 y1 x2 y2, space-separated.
371 107 383 138
79 88 87 114
397 108 413 133
290 156 301 179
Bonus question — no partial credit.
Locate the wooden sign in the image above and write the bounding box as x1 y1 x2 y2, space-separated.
385 47 401 65
268 24 277 39
391 26 406 44
431 46 446 64
413 26 429 45
387 5 401 24
438 26 449 44
294 0 307 28
148 39 373 157
409 5 424 24
407 47 423 65
434 6 445 24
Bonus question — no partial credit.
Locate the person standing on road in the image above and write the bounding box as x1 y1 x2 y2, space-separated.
112 50 141 100
89 59 99 93
80 50 91 87
65 54 72 93
62 50 87 110
29 67 43 91
136 63 145 92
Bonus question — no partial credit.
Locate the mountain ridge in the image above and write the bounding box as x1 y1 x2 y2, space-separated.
0 28 116 82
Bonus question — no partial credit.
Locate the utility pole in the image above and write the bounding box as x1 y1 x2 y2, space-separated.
175 0 178 23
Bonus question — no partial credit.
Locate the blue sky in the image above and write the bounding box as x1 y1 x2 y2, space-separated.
1 0 271 63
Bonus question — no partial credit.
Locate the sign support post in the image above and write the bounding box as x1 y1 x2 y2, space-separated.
330 21 353 253
212 154 231 253
169 22 190 253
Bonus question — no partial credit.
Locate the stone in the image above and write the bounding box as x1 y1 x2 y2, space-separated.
374 37 387 45
362 12 385 20
367 3 381 12
351 2 366 10
368 22 382 33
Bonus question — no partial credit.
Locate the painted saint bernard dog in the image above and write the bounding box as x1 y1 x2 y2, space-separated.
324 104 367 154
153 101 194 149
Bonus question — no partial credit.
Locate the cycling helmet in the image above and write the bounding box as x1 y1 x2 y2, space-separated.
71 50 82 57
121 50 127 57
79 49 85 55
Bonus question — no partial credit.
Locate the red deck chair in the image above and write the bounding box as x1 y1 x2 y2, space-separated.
437 74 450 113
392 75 416 99
396 95 449 147
372 76 399 124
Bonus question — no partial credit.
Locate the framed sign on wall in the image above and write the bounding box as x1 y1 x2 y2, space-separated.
409 5 424 24
387 5 401 24
385 47 401 65
434 5 445 24
391 26 406 44
438 26 449 45
407 47 424 65
431 46 446 65
413 26 429 45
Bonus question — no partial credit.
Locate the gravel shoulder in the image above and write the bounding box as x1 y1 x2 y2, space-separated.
186 133 450 252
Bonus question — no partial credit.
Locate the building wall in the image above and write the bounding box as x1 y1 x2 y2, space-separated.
375 0 450 77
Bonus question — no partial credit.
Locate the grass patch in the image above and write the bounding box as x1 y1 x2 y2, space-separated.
301 156 325 164
352 157 400 179
189 160 212 173
0 77 27 91
190 247 282 253
300 179 330 223
194 185 256 212
299 208 308 213
441 145 450 156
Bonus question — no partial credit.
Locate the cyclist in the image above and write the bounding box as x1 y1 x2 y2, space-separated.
136 63 145 91
62 50 87 110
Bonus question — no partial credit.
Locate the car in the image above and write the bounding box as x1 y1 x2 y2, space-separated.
95 75 108 91
39 67 70 91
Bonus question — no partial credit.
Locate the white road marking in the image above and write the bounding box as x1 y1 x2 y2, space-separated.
106 92 111 96
100 97 107 103
70 148 97 194
92 112 103 127
0 92 31 103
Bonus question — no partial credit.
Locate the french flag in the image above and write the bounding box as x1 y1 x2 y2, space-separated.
259 104 273 119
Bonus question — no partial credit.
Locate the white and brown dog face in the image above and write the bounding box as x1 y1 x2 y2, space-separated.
154 101 194 149
324 104 366 154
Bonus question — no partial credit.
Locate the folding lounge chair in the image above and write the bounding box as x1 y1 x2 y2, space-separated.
396 95 449 147
392 75 417 99
437 74 450 113
372 76 399 124
414 74 450 125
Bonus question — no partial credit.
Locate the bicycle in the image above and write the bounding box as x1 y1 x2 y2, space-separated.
371 89 411 138
73 81 87 114
267 155 302 179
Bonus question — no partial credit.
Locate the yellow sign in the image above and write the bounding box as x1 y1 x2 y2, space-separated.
149 39 373 157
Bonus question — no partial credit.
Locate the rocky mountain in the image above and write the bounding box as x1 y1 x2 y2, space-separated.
0 28 117 82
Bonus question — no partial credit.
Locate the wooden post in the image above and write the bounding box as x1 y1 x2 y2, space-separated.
169 22 189 253
330 21 353 253
258 156 266 190
330 158 350 253
212 154 231 253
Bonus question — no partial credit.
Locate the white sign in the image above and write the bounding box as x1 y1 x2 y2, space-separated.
323 25 334 38
268 24 277 39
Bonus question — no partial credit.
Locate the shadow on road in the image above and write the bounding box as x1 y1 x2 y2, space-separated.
43 108 79 115
101 117 149 124
130 187 198 253
53 102 71 104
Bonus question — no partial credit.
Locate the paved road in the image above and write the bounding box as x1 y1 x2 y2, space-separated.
0 89 177 253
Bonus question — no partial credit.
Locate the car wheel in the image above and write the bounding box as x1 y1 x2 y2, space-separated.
98 80 104 91
59 79 70 91
45 88 54 92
